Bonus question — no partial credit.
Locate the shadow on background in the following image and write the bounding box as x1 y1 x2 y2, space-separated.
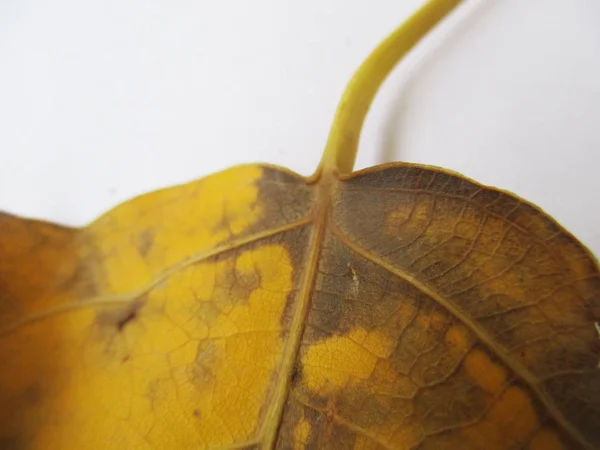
376 0 504 165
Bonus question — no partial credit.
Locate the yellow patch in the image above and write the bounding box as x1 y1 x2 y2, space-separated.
463 386 539 449
362 330 397 359
465 350 507 395
353 435 388 449
385 209 411 235
529 428 565 450
385 196 434 239
86 165 264 294
454 220 480 240
293 419 311 449
302 327 384 394
416 310 446 332
3 244 293 449
489 387 538 440
396 301 417 329
388 424 423 448
444 325 470 352
370 359 398 386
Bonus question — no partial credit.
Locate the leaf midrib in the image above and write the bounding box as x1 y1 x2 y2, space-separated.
259 201 328 448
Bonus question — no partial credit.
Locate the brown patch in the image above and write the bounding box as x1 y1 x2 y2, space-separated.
210 165 313 249
253 166 314 227
333 163 600 447
323 420 357 448
192 409 201 418
22 383 42 406
0 436 25 450
276 225 312 329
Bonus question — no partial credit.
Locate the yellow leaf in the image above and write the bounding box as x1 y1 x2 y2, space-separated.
1 0 598 449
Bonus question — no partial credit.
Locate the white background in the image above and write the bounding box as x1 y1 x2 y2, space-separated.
1 0 599 258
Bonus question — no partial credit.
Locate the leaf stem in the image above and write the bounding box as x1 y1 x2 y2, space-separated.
318 0 466 175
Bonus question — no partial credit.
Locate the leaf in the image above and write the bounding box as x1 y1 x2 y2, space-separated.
1 0 599 449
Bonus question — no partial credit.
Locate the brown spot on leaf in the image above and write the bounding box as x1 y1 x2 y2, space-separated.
291 363 302 386
95 297 146 333
116 310 136 332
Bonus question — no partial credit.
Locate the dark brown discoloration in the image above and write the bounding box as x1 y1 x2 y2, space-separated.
21 383 42 407
277 226 314 331
254 166 315 227
0 436 26 450
291 363 302 386
211 165 314 245
325 163 599 447
297 237 480 442
95 297 146 332
116 309 136 331
307 232 423 344
272 163 598 448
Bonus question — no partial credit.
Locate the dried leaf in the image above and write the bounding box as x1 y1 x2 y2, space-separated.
1 1 598 449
